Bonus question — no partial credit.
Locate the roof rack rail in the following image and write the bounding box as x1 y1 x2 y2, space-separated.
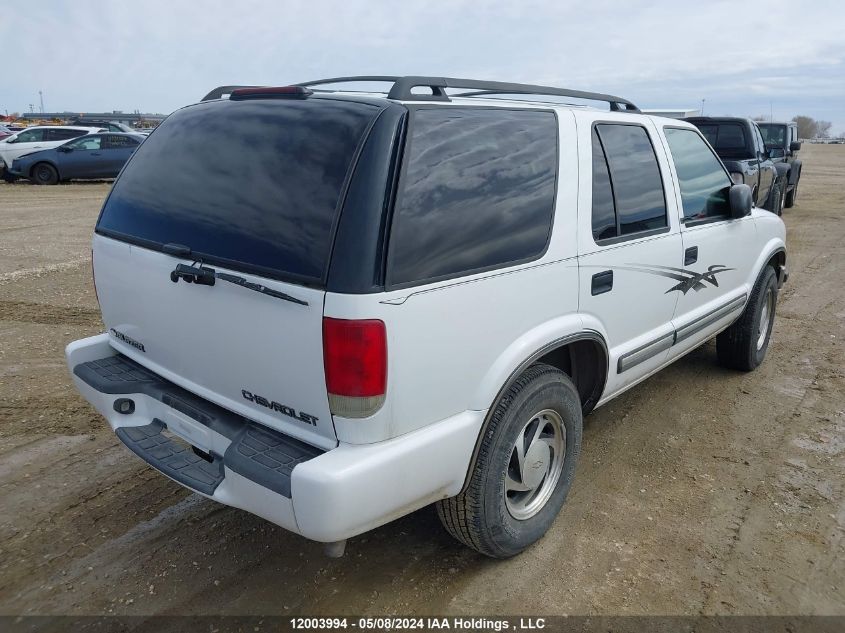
294 75 639 112
201 85 262 102
296 76 400 90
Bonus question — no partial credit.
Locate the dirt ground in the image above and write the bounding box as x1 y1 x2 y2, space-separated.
0 146 843 617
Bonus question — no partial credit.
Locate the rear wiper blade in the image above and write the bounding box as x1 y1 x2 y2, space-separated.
169 263 308 306
215 272 309 306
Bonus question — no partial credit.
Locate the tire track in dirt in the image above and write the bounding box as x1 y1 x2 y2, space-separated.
0 300 101 327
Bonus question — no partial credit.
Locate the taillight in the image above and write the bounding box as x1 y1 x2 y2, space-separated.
322 318 387 419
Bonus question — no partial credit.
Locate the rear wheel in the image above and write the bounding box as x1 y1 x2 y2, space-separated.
784 179 799 208
31 162 59 185
436 363 582 558
716 266 778 371
767 179 784 216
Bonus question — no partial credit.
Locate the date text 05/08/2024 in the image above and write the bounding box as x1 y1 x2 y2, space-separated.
288 617 547 631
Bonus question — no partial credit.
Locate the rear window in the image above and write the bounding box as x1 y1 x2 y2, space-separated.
388 107 558 287
47 128 88 141
759 124 786 146
697 123 748 156
97 98 380 284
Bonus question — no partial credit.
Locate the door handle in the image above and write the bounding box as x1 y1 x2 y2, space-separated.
591 270 613 296
684 246 698 265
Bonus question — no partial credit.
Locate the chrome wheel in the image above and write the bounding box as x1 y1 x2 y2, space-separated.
505 409 566 520
757 288 774 351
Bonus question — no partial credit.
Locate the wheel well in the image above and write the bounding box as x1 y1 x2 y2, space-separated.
535 339 607 414
459 336 609 493
767 249 785 273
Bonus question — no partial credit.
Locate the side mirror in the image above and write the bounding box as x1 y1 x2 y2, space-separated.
790 141 802 152
729 184 753 218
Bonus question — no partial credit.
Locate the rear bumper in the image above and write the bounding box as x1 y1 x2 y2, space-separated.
66 334 483 543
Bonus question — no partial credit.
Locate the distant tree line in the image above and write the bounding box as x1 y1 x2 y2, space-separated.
753 114 834 139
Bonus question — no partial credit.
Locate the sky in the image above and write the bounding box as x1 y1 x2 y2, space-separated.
2 0 844 134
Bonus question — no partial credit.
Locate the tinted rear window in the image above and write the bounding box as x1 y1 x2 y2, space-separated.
696 123 748 157
388 107 558 287
759 124 786 146
97 98 379 283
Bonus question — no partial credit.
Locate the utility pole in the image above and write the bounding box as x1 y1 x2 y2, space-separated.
28 104 34 113
700 98 706 116
770 101 773 122
39 90 44 114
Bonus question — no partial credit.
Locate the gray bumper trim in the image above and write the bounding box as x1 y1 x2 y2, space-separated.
75 354 323 498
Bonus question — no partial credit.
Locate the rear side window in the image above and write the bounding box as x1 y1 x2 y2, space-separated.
388 108 557 286
591 124 667 241
105 135 138 148
47 128 87 141
664 128 731 221
97 98 379 284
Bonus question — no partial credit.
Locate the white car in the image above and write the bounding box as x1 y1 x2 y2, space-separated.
0 126 103 173
65 77 787 558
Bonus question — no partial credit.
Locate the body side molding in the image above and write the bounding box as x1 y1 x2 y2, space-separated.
617 332 675 373
617 293 748 374
674 294 747 344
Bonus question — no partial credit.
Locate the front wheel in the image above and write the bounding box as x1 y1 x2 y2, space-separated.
716 266 778 371
30 162 59 185
436 363 582 558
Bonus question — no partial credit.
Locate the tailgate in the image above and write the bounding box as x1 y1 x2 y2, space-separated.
94 234 335 449
86 95 385 450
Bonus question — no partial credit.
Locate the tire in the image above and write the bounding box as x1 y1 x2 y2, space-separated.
784 179 799 208
716 266 778 371
30 162 59 185
766 179 784 216
436 363 582 558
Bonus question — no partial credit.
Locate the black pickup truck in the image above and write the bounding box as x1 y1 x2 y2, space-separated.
684 117 782 215
759 121 802 208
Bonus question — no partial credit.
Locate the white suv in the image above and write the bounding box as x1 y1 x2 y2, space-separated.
66 77 787 558
0 125 103 173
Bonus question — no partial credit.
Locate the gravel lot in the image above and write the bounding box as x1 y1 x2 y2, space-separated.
0 146 843 616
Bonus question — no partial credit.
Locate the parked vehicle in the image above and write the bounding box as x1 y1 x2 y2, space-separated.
684 117 783 215
0 126 103 178
0 125 13 141
759 121 803 208
66 77 787 558
8 133 144 184
70 119 151 136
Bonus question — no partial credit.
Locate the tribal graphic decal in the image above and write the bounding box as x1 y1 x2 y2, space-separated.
619 264 734 294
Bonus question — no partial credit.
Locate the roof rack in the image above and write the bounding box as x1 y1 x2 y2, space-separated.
294 75 639 112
